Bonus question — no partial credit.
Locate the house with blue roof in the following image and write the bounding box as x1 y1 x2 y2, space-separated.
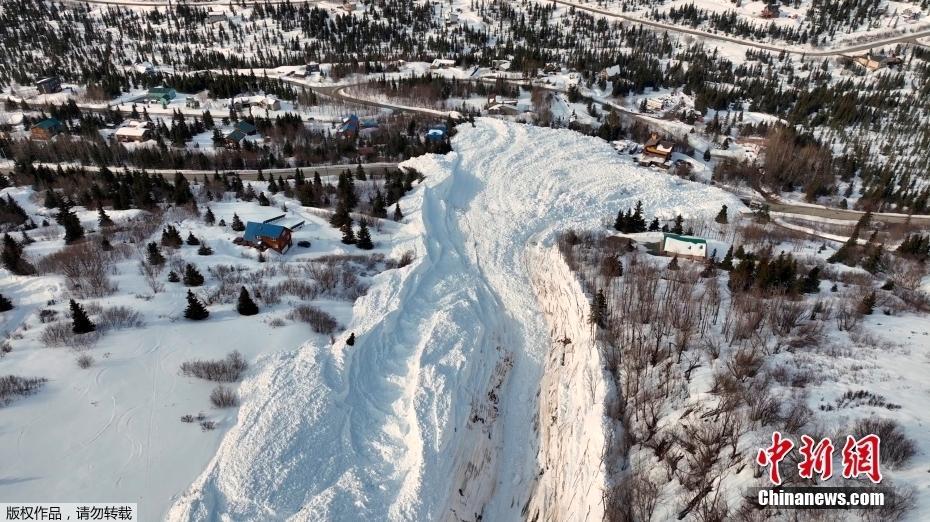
30 117 62 140
145 86 176 104
242 221 293 253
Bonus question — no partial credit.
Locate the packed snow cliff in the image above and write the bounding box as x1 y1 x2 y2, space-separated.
169 119 742 521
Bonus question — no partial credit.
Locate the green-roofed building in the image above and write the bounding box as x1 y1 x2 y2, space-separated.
30 117 62 140
145 86 176 104
661 232 708 259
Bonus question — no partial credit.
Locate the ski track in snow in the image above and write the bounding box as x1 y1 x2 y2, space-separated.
168 119 742 521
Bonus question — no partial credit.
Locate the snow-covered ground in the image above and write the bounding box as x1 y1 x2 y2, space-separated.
167 119 742 520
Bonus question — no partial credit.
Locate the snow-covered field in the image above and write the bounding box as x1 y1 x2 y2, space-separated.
166 119 741 520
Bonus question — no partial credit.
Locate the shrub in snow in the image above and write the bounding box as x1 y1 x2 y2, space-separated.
851 418 916 469
198 243 213 256
0 294 13 312
180 414 195 423
97 306 144 331
288 304 339 334
200 420 217 431
76 354 94 369
167 271 180 283
184 291 209 320
180 351 247 382
0 375 47 406
186 232 200 246
210 386 238 408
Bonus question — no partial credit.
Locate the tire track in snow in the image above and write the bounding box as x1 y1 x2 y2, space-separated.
167 119 744 521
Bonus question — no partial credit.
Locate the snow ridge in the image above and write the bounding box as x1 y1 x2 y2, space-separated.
168 119 743 521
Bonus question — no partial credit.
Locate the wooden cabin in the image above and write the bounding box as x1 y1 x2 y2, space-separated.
242 221 294 253
30 118 61 140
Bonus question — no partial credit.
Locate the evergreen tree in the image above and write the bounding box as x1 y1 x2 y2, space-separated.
371 190 387 218
588 289 608 328
204 207 216 225
801 266 821 293
237 287 259 316
98 207 114 228
58 204 85 244
613 209 627 232
183 263 205 287
393 203 404 222
198 243 213 256
70 299 96 334
0 293 13 312
668 255 680 270
648 217 660 232
258 192 270 206
715 205 728 224
703 149 711 161
167 271 180 282
671 214 684 234
341 222 357 244
329 203 351 228
719 246 734 271
356 222 374 249
100 237 113 251
147 242 165 265
186 232 200 246
184 290 209 320
231 213 245 232
160 225 183 248
630 201 647 232
2 233 34 275
346 332 356 346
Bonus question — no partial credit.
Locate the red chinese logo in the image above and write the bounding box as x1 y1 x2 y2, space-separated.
757 432 882 485
756 431 794 485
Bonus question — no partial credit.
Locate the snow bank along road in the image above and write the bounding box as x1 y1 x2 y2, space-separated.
168 119 741 520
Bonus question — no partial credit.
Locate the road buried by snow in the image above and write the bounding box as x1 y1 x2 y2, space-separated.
168 119 743 520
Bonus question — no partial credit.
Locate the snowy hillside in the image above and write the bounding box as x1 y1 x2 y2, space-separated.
167 119 742 520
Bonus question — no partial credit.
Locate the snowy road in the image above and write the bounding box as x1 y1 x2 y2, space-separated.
168 119 741 521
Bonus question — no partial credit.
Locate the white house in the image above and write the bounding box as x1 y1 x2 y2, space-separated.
430 59 456 69
660 233 708 260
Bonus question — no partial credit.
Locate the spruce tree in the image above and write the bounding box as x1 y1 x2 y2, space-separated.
186 232 200 246
857 291 876 316
356 222 373 250
346 332 356 346
147 242 165 265
167 271 180 282
341 222 357 244
801 266 821 293
197 243 213 256
258 192 270 206
630 201 647 232
715 205 728 224
588 289 608 328
231 213 245 232
70 299 96 334
237 287 259 316
648 217 660 232
204 207 216 225
58 205 85 244
98 207 114 228
719 246 734 271
183 263 205 287
668 255 680 270
184 290 209 320
0 293 13 312
393 203 404 222
2 233 34 275
613 209 627 232
671 215 684 234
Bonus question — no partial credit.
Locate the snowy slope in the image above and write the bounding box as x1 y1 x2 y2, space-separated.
168 119 743 520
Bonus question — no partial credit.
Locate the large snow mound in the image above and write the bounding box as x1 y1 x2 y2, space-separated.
168 119 743 521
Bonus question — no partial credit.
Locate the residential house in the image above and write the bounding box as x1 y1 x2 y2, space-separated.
338 114 360 138
306 62 321 75
661 233 708 260
640 132 675 165
224 128 246 148
430 59 456 69
645 98 665 112
234 120 257 135
761 3 780 18
30 118 61 140
146 86 176 104
854 52 903 71
242 221 294 253
487 103 521 116
36 77 62 94
114 121 153 142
